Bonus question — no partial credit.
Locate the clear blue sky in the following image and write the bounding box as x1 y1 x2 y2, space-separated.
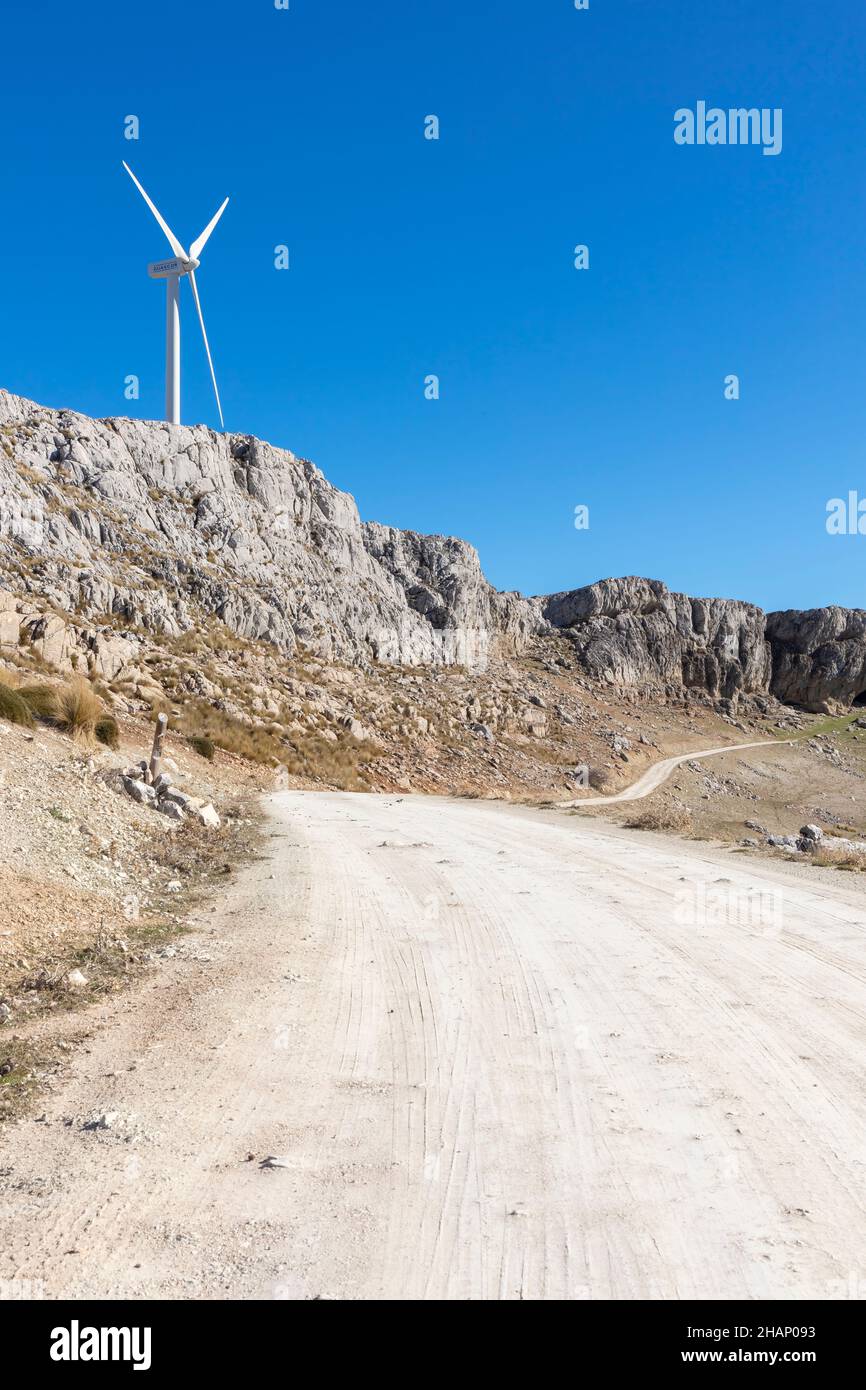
1 0 863 612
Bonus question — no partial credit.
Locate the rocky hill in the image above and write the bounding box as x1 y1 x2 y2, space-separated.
0 390 539 672
767 607 866 712
541 578 772 709
1 389 864 714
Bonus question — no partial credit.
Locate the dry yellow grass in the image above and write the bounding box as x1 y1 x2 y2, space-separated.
172 700 375 788
12 675 117 748
52 678 105 744
625 801 693 834
175 702 284 765
17 682 57 720
279 731 375 790
812 844 866 871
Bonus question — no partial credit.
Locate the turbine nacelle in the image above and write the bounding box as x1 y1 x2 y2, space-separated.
147 256 200 279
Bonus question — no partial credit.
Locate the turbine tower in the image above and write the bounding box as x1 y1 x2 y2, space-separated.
122 161 228 428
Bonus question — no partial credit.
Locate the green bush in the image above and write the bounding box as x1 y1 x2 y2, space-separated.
95 715 120 750
188 734 215 761
0 684 35 728
17 683 58 721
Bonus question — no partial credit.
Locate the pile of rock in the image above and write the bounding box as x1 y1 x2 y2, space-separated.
121 763 220 829
763 823 866 857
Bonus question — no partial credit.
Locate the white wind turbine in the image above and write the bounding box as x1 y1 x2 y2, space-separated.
122 161 229 428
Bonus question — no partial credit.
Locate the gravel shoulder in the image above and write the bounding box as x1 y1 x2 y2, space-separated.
2 790 865 1300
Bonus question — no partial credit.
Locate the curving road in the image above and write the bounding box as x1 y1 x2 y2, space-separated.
558 738 786 807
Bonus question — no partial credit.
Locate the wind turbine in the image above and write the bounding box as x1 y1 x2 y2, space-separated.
122 161 228 428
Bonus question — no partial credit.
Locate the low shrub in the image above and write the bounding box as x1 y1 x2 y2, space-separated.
17 683 58 721
53 678 105 743
95 715 120 750
588 766 613 791
625 801 693 833
17 677 114 746
188 735 215 761
0 683 34 728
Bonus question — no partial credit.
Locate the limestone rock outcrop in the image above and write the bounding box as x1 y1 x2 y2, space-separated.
1 389 864 712
0 390 541 673
541 577 772 703
766 607 866 713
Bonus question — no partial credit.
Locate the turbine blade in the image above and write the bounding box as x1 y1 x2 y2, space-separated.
187 269 224 429
190 197 229 260
122 161 188 260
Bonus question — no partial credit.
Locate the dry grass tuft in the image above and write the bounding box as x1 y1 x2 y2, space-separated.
589 766 614 791
15 676 114 746
812 844 866 871
52 678 106 744
625 801 693 834
94 715 120 750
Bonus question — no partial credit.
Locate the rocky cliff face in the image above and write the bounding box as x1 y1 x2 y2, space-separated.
0 389 863 712
766 608 866 713
541 578 772 706
0 390 540 673
540 578 866 714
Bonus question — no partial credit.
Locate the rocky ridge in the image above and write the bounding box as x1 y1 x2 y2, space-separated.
1 389 864 713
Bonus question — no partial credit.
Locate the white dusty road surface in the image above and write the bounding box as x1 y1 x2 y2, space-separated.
2 790 866 1301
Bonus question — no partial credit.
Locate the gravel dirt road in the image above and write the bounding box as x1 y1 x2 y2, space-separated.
558 738 783 806
2 789 865 1301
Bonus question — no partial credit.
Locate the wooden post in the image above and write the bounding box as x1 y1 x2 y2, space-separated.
148 712 168 784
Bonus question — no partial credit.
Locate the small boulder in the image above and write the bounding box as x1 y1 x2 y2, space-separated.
341 716 370 741
800 824 824 843
123 776 156 806
84 1111 118 1131
195 803 221 829
469 721 494 743
161 788 194 810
